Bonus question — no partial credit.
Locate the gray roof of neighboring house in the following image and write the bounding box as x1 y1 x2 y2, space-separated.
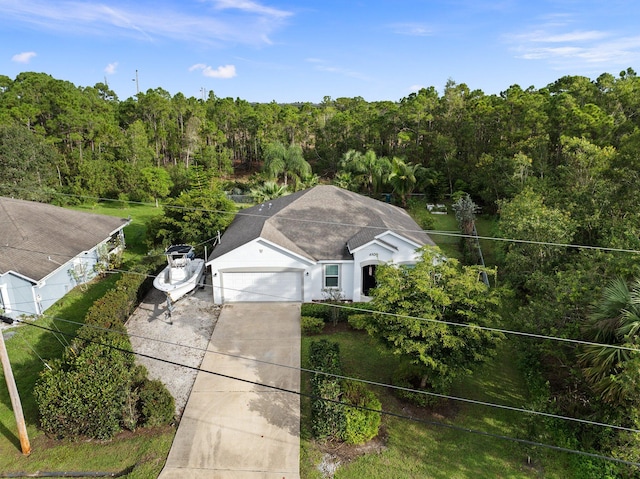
209 185 435 262
0 197 130 282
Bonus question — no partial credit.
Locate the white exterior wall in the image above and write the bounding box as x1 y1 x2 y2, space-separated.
0 235 122 319
208 238 315 303
207 232 424 304
311 261 354 302
351 232 423 302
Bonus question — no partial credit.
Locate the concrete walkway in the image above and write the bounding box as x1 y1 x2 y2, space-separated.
158 303 301 479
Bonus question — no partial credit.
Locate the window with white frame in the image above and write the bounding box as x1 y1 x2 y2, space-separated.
324 264 340 288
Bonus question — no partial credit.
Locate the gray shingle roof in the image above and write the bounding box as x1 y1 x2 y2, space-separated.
0 197 130 281
209 185 434 262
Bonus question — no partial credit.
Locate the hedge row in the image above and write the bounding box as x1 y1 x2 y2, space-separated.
34 269 175 440
301 302 378 325
308 339 381 445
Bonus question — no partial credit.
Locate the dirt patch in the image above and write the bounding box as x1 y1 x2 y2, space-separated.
313 428 388 478
125 278 220 419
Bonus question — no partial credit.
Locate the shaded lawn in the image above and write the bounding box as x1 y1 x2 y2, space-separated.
301 329 579 478
407 202 462 260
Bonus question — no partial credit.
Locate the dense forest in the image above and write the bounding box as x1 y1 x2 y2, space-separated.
2 69 640 474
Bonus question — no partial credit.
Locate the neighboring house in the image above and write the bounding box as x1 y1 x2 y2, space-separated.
207 185 435 303
0 197 130 319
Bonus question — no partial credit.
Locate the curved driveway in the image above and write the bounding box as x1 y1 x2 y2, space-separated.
158 302 301 479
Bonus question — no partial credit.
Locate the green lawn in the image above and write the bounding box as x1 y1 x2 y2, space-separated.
69 201 164 258
300 330 580 478
0 201 174 477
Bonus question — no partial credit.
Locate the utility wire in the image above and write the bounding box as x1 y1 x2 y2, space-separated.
6 255 640 356
4 186 640 255
8 309 640 435
6 315 640 470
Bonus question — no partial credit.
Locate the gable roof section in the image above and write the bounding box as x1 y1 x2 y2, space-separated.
0 197 130 281
209 185 434 262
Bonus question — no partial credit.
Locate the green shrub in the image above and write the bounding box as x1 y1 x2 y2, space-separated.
301 316 325 335
34 270 175 440
348 302 378 312
309 339 342 381
341 380 382 445
309 340 344 440
311 380 345 440
301 303 331 320
34 342 134 439
347 313 372 331
139 379 175 427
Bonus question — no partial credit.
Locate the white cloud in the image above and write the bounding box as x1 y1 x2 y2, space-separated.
513 29 609 44
210 0 292 19
409 84 425 92
11 51 36 63
388 22 434 37
104 62 118 74
0 0 293 46
190 63 237 79
506 19 640 68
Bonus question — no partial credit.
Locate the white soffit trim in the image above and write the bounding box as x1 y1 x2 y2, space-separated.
375 230 423 249
207 237 316 267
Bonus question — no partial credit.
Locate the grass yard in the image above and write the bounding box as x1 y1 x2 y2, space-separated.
0 201 174 477
299 205 581 478
69 200 164 258
407 201 462 260
300 329 582 478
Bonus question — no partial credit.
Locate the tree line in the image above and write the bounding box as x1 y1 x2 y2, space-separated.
2 68 640 473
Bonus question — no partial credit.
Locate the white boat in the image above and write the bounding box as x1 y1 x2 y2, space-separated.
153 245 205 302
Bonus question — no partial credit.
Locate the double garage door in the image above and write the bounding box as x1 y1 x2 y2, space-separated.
220 270 303 303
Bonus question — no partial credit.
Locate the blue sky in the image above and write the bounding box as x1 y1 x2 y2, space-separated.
1 0 639 103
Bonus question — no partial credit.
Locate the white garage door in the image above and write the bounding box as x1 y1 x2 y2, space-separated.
221 271 303 303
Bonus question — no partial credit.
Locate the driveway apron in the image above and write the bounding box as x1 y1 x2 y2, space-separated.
158 302 301 479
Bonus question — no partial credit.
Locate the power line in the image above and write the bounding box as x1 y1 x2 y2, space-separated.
7 316 640 469
6 254 640 356
4 190 640 439
9 308 640 435
4 186 640 255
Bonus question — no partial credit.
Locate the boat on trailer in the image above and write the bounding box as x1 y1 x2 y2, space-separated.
153 244 205 303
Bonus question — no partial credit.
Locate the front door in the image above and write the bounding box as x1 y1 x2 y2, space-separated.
362 264 377 297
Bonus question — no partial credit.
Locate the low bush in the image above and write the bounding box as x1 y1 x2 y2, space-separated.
34 342 135 439
308 339 381 445
347 313 372 331
311 380 345 440
301 316 325 335
309 340 344 440
139 379 175 427
309 339 342 380
341 380 382 445
301 303 331 321
34 270 174 440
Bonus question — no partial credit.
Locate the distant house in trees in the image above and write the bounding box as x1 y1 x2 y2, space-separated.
207 185 435 303
0 197 130 319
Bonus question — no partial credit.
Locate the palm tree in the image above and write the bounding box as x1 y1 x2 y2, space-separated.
262 141 311 188
250 181 289 203
579 278 640 405
387 157 424 207
339 149 390 195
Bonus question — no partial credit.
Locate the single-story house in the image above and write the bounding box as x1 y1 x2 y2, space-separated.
0 197 130 319
206 185 435 303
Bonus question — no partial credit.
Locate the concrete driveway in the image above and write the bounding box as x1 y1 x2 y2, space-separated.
158 302 301 479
